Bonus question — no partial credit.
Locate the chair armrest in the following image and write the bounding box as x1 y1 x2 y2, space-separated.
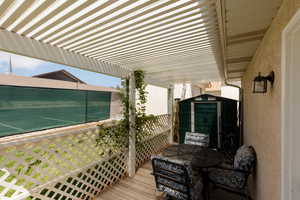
209 165 249 174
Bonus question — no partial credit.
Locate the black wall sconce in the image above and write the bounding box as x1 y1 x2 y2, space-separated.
252 71 275 93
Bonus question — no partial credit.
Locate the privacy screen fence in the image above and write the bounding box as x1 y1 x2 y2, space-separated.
0 85 112 137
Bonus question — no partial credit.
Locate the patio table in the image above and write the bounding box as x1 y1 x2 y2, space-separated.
160 144 224 200
161 144 224 169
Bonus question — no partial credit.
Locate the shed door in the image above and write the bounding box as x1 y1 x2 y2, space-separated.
193 102 220 148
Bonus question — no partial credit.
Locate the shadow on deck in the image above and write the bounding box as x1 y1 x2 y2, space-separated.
95 161 243 200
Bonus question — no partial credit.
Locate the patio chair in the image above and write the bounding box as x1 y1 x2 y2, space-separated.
184 132 209 147
151 155 203 200
207 145 256 200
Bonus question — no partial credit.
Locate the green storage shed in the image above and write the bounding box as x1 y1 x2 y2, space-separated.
178 94 241 153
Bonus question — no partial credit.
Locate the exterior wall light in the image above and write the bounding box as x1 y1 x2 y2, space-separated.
252 71 275 93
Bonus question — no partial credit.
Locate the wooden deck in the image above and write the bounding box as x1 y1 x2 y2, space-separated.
95 161 161 200
95 161 242 200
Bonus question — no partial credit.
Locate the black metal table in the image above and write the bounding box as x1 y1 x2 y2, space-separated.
162 144 224 168
161 144 224 200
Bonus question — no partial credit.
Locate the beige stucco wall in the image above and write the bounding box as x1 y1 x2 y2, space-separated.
110 92 122 119
242 1 300 200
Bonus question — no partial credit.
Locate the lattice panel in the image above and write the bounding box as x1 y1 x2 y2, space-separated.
0 168 30 200
139 114 170 142
0 125 128 200
136 131 170 169
136 114 170 169
0 114 169 200
30 151 127 200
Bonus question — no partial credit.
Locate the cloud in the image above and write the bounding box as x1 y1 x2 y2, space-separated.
0 51 46 70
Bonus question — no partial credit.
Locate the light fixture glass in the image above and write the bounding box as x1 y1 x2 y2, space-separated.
252 71 275 94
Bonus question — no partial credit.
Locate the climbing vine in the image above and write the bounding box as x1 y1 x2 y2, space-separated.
134 70 157 141
96 70 157 151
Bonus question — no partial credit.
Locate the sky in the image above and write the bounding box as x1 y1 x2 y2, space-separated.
0 51 121 88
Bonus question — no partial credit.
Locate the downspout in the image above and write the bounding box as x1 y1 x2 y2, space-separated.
216 0 244 146
224 80 244 146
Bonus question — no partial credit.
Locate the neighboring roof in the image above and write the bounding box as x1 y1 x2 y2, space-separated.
179 94 238 103
33 70 86 84
0 74 119 93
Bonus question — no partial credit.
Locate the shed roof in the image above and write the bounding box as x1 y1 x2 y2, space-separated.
179 94 238 103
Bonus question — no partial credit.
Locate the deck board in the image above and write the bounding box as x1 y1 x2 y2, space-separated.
95 161 243 200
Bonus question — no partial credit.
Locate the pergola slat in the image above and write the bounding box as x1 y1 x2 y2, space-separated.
11 0 56 33
38 0 122 43
1 0 35 28
62 1 215 51
0 0 15 20
21 0 76 36
75 16 217 57
93 37 216 61
30 0 98 39
144 62 217 73
106 46 214 65
75 13 217 55
49 0 141 46
86 26 218 58
98 43 215 63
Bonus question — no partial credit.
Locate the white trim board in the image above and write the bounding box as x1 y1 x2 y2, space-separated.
281 8 300 200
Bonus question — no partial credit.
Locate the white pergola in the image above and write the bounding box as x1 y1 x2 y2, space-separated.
0 0 226 86
0 0 227 176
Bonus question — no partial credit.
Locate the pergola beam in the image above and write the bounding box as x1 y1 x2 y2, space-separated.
168 86 174 144
101 44 214 63
227 35 264 46
227 68 246 73
147 65 218 77
128 73 136 177
227 29 267 41
143 62 217 73
226 56 253 64
0 29 130 78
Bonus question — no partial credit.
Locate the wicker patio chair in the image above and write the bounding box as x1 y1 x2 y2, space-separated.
151 155 203 200
207 145 256 200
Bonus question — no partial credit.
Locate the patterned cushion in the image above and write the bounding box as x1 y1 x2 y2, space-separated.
185 132 209 147
208 168 246 189
156 177 203 200
152 155 203 200
234 145 256 172
152 155 193 182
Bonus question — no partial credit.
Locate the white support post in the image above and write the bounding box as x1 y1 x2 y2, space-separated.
168 85 174 144
128 73 136 177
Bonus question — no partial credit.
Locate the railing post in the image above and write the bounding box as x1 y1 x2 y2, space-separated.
128 73 136 177
168 85 174 144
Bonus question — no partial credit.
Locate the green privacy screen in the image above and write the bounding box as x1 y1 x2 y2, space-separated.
0 85 111 137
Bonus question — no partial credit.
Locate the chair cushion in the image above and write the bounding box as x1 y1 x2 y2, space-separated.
234 145 256 172
185 132 209 147
152 155 203 200
152 155 200 184
208 168 246 189
157 177 203 200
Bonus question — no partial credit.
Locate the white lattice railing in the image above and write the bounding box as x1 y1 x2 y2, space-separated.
136 114 171 169
0 168 30 200
0 114 170 200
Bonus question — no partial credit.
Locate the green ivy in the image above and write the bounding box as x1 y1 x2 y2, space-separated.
96 70 158 151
